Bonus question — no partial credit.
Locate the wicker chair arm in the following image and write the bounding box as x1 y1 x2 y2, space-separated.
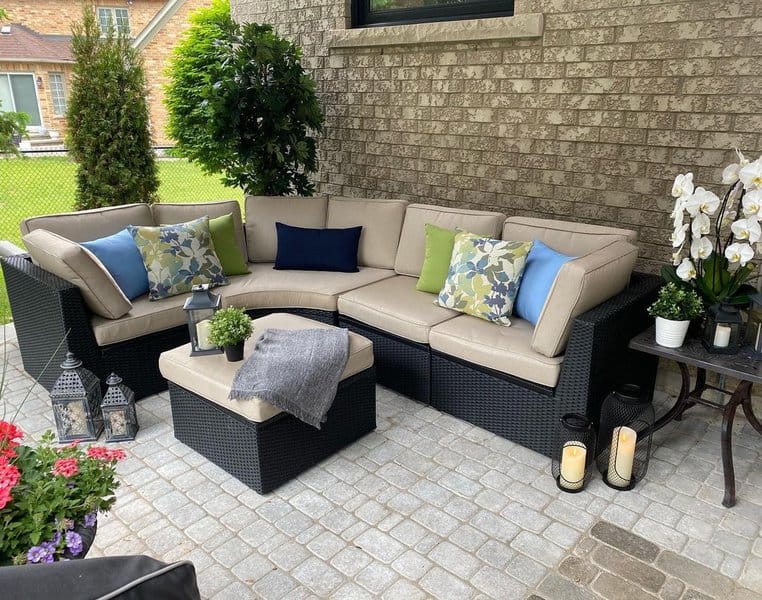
2 254 80 293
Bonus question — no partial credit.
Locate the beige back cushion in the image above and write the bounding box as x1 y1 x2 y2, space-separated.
502 216 637 256
245 196 328 262
531 240 638 358
20 204 154 242
327 197 408 269
394 204 505 277
22 229 132 319
151 200 247 261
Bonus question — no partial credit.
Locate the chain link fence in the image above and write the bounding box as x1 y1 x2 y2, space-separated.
0 148 243 320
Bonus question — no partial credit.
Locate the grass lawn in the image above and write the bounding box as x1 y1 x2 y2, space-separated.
1 156 242 322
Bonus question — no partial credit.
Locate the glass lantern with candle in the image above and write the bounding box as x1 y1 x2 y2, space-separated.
745 293 762 357
596 384 654 490
101 373 139 442
183 283 223 356
50 353 104 443
702 303 743 354
552 413 596 493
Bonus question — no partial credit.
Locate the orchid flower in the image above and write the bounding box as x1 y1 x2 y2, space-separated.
722 150 748 184
725 242 755 267
676 257 697 281
730 217 762 243
671 250 682 266
684 187 721 216
671 173 694 199
739 158 762 191
690 236 713 260
743 189 762 218
691 213 710 237
670 223 689 248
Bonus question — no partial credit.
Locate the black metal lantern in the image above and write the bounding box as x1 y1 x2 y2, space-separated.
596 384 654 490
552 413 596 493
50 353 103 443
746 293 762 356
100 373 138 442
183 283 222 356
703 303 742 354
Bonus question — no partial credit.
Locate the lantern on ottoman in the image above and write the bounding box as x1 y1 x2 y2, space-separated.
183 284 223 356
101 373 138 442
50 352 103 442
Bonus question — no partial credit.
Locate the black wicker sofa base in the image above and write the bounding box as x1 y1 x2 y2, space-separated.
167 368 376 494
342 273 661 458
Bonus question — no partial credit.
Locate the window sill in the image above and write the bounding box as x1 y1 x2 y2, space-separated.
329 13 543 49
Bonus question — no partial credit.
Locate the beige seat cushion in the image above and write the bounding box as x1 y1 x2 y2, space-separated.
20 203 154 242
430 315 564 388
245 195 328 262
222 264 395 312
502 216 637 255
327 197 408 269
23 229 132 320
92 292 188 345
338 275 459 344
151 200 247 262
394 204 505 277
532 240 639 358
158 313 374 423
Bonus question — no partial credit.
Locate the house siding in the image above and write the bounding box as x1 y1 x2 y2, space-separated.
231 0 762 271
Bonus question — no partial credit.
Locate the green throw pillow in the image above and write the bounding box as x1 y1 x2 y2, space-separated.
209 213 249 276
129 216 229 301
416 223 457 293
437 231 533 326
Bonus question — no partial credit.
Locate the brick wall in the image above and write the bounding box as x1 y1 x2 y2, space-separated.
231 0 762 271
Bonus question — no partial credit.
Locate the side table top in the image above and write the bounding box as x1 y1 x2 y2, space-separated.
629 327 762 384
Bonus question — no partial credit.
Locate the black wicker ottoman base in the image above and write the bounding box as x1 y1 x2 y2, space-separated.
167 368 376 494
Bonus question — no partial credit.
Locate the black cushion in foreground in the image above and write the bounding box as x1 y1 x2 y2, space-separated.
0 555 201 600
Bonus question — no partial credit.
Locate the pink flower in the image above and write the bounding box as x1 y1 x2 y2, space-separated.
0 462 21 508
0 486 13 510
52 458 79 478
0 421 23 459
86 446 125 462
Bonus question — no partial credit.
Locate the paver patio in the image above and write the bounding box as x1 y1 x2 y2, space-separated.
3 322 760 599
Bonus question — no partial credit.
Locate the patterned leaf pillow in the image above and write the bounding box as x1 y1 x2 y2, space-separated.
437 231 533 326
129 216 229 301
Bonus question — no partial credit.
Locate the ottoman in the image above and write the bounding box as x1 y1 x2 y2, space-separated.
159 313 376 494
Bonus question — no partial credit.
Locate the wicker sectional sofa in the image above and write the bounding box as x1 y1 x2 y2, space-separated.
2 197 659 456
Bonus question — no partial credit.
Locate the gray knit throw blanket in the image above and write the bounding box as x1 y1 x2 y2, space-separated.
228 328 350 429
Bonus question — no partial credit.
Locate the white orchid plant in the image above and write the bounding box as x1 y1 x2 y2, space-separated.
665 149 761 307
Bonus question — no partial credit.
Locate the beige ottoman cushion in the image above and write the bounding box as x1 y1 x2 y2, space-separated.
159 313 374 423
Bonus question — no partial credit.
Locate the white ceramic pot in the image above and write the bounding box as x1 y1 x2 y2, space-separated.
654 317 690 348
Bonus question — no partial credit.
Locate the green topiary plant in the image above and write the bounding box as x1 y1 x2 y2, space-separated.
67 2 158 209
164 0 324 196
648 283 704 322
208 307 253 347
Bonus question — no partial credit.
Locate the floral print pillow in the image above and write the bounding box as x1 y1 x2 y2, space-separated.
437 232 533 325
129 216 228 300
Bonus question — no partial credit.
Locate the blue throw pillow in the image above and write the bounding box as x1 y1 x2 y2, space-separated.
81 228 149 300
274 223 362 272
514 240 574 325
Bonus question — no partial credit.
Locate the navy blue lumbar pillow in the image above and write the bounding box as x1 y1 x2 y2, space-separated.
81 228 149 300
274 222 362 272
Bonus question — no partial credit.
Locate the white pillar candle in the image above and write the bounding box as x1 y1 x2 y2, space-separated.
713 324 731 348
559 441 587 491
195 319 215 351
607 426 637 488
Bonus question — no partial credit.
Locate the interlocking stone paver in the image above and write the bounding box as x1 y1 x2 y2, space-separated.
4 327 760 600
592 571 660 600
591 544 666 592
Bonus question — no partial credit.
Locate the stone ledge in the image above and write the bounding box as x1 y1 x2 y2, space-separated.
328 13 543 49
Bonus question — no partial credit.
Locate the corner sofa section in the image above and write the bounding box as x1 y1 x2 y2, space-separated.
2 197 659 457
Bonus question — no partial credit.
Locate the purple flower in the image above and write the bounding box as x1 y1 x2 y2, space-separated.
65 531 83 556
26 546 46 564
49 531 62 546
84 513 97 528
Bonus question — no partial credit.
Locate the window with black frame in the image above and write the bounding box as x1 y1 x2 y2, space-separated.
352 0 514 27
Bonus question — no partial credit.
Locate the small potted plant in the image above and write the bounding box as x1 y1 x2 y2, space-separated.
208 307 254 362
648 283 704 348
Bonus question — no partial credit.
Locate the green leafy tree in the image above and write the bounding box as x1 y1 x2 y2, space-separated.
0 8 29 155
165 0 324 196
67 3 158 209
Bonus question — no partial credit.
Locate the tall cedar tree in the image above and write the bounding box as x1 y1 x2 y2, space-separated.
67 4 158 209
165 0 323 196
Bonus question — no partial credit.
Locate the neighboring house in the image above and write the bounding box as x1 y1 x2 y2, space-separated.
0 0 210 147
